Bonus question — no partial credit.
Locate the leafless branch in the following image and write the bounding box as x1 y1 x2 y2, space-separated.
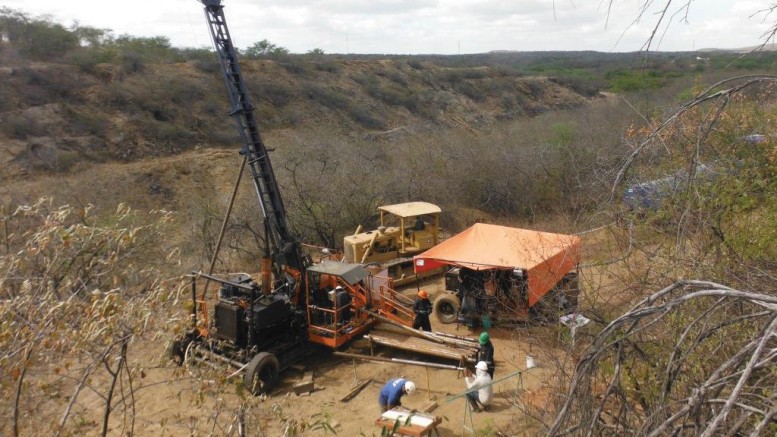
548 280 777 436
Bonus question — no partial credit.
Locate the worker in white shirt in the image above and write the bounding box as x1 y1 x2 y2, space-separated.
464 361 493 412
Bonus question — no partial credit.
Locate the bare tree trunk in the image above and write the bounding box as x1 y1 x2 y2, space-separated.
102 339 128 437
13 345 34 437
56 361 98 437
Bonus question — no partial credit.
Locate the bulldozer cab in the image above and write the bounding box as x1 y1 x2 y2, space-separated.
378 202 441 254
342 201 444 286
343 202 441 265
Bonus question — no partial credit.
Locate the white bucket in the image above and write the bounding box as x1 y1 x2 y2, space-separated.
525 355 536 369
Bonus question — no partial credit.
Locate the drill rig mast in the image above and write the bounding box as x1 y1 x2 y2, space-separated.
200 0 307 281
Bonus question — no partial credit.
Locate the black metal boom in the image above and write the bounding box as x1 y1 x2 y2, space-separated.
199 0 305 273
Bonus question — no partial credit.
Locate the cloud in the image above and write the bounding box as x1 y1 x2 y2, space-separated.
1 0 774 54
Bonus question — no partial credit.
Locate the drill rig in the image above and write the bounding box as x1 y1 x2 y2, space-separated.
170 0 413 394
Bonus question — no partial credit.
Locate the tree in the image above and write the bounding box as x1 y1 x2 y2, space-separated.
244 39 289 58
70 22 113 47
0 7 79 60
306 48 325 57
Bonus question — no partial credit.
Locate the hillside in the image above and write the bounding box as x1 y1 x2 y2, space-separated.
0 54 598 185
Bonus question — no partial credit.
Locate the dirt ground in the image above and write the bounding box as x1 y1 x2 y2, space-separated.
101 277 563 437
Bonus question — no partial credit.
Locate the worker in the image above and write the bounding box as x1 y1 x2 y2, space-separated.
378 378 416 413
311 287 332 325
413 216 425 231
464 361 493 412
477 332 495 378
413 290 432 331
334 285 352 327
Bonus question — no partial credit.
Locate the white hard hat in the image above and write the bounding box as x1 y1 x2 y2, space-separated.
335 285 344 290
404 381 416 394
475 361 488 372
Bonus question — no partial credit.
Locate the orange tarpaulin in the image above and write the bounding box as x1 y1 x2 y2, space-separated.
413 223 581 306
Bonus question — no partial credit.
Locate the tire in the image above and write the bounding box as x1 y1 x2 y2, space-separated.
167 340 185 366
433 294 460 324
530 289 561 325
244 352 280 395
532 274 580 324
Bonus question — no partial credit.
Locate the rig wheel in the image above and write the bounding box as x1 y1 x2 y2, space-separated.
167 340 186 366
244 352 280 395
433 294 460 324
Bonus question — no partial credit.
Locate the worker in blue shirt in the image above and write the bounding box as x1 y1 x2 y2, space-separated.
378 378 416 413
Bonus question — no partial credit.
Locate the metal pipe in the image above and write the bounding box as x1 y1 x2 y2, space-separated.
191 271 254 292
248 285 255 347
433 331 480 344
202 155 247 299
191 275 197 329
194 345 245 369
445 369 524 402
334 352 464 371
362 308 447 345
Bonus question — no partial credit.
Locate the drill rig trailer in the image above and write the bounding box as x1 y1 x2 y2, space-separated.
174 262 414 395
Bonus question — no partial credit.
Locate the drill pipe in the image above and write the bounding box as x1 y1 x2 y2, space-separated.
334 351 464 371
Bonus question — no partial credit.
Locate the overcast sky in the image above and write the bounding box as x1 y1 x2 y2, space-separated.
1 1 774 54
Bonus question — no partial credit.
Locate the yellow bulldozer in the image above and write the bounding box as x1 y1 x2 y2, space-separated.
343 202 444 286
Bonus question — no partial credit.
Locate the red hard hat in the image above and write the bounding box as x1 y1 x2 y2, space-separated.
418 290 428 299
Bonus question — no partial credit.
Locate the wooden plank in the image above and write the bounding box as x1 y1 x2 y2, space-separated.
293 371 314 395
340 378 372 402
365 331 476 361
374 324 480 350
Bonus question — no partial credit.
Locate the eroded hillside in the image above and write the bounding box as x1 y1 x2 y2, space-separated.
0 55 598 183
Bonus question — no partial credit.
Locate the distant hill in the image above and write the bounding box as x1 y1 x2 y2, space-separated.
698 42 777 52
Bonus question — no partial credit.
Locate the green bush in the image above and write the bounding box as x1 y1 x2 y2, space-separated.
109 35 181 64
251 80 294 107
53 150 80 171
501 94 517 111
314 61 343 73
347 105 385 129
549 75 604 97
22 67 84 103
280 58 309 75
102 84 139 111
8 20 79 60
66 48 119 73
0 113 39 139
455 82 483 101
407 60 424 70
68 110 111 136
302 82 351 110
384 70 408 86
135 118 194 144
120 51 146 73
606 70 667 92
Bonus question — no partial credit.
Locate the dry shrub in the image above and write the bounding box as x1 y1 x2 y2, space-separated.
0 199 184 436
